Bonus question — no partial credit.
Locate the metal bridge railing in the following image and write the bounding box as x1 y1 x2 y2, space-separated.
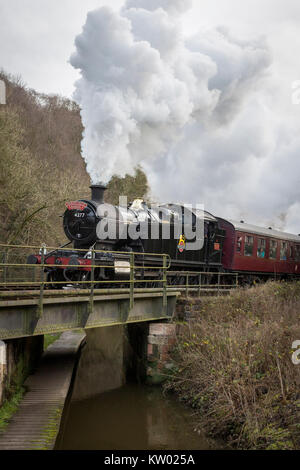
0 243 171 317
166 271 239 296
0 243 239 317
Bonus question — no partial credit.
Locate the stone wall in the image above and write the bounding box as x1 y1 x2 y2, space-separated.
0 335 43 405
146 298 203 384
174 297 203 322
146 323 178 385
71 325 126 401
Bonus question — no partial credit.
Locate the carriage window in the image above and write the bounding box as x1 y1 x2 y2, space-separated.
244 236 254 256
269 240 277 259
295 245 300 261
279 242 288 261
236 236 242 253
257 238 266 258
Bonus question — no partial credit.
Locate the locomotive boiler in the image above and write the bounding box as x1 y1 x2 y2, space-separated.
27 184 225 287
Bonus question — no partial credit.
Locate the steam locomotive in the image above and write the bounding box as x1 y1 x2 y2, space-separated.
27 184 300 286
27 184 225 287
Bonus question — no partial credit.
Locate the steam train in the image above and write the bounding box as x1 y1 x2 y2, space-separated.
27 184 300 286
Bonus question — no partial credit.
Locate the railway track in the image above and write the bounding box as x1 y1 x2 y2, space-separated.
0 286 233 303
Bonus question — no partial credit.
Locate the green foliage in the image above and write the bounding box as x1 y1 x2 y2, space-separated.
0 352 32 432
30 406 64 450
0 387 25 431
105 167 149 205
44 333 61 351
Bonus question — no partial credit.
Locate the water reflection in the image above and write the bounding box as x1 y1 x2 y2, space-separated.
57 384 216 450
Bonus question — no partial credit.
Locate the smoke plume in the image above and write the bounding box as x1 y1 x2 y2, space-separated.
71 0 300 233
71 0 269 179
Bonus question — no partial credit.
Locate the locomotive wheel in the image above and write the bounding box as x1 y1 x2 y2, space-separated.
61 269 94 289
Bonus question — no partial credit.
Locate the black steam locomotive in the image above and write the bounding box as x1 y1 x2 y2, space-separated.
27 184 225 287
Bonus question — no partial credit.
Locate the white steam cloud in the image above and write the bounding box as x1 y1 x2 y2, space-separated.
71 0 300 233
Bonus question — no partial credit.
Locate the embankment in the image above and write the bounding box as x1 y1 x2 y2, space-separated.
165 282 300 450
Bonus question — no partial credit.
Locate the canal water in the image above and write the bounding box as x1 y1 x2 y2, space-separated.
56 384 217 450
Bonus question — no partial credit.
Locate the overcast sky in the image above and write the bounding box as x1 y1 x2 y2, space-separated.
1 0 300 232
1 0 299 97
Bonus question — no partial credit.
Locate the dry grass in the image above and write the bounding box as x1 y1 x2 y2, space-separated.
165 282 300 449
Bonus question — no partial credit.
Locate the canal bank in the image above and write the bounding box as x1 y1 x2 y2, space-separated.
0 330 85 450
165 283 300 450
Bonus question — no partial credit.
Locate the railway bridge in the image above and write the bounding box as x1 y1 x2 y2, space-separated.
0 243 235 449
0 243 179 339
0 243 234 387
0 287 178 341
0 243 183 409
0 242 233 397
0 242 235 341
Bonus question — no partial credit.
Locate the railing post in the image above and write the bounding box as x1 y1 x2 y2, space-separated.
32 253 36 283
217 272 221 295
236 273 239 288
89 248 95 314
2 251 7 284
130 252 135 309
163 255 167 314
37 247 45 318
198 274 201 297
186 273 189 297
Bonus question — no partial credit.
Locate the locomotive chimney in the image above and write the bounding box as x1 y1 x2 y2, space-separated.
90 183 107 204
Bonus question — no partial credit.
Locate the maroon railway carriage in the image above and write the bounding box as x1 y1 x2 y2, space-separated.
217 218 300 281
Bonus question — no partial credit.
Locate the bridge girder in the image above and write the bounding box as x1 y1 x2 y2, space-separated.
0 291 179 340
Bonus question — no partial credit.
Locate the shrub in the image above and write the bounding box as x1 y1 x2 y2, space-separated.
165 282 300 449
